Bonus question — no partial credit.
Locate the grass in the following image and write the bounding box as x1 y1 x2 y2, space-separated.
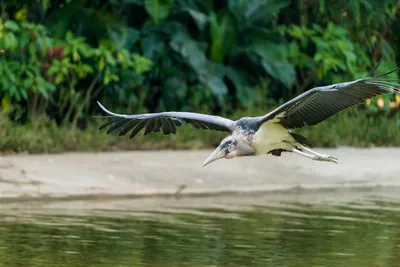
0 107 399 154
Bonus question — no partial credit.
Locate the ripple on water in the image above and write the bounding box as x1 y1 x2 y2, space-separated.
0 190 399 266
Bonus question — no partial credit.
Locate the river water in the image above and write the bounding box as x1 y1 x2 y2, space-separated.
0 187 399 266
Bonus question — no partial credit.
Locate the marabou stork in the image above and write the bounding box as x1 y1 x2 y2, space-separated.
97 61 400 166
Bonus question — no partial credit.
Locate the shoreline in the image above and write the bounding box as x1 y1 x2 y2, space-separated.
0 147 399 201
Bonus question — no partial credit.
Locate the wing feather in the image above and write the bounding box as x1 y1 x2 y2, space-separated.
130 119 147 138
119 120 138 136
161 117 172 135
96 102 235 137
99 117 125 131
106 118 131 135
153 118 162 132
144 118 156 135
167 118 178 133
257 64 400 129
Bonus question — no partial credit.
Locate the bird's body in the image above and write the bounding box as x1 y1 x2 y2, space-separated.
96 61 400 166
251 118 296 154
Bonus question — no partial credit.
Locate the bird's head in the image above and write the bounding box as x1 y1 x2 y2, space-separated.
202 135 255 167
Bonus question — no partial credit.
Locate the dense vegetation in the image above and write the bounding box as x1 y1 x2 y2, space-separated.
1 0 400 153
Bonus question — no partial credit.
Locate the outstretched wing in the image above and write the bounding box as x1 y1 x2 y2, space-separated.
258 63 400 129
96 102 235 138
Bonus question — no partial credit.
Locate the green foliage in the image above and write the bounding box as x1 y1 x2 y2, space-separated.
145 0 174 24
1 0 400 152
0 20 55 106
113 0 295 110
281 23 371 82
0 19 152 125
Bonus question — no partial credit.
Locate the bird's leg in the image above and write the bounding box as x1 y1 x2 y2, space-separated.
292 148 318 160
298 145 338 163
292 147 338 164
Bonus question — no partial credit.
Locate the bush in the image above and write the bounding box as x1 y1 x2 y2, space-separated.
0 1 400 153
0 19 152 127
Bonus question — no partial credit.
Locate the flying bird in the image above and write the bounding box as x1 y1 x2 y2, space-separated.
97 62 399 166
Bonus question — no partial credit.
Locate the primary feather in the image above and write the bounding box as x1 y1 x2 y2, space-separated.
97 101 235 138
257 65 400 129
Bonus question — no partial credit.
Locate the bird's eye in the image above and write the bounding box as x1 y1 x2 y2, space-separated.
228 141 237 152
220 140 236 153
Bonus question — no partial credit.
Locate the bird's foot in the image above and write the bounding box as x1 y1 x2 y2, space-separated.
312 153 338 164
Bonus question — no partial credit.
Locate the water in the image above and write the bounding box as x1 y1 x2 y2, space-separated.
1 188 400 267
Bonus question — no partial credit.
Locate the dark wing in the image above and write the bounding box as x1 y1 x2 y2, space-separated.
257 65 400 129
96 102 235 138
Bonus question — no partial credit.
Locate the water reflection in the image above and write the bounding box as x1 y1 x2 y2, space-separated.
0 190 400 266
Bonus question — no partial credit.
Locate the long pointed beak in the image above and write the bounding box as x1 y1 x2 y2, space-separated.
202 147 225 167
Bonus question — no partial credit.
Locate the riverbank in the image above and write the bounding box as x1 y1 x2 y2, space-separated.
0 148 399 201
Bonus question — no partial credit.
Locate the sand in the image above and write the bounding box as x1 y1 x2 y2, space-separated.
0 147 399 201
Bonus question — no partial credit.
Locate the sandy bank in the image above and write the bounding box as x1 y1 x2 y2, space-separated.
0 147 399 201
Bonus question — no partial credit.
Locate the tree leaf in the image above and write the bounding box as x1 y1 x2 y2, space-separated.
248 0 290 25
244 41 296 87
46 81 56 91
3 32 18 50
144 0 174 24
108 26 140 49
4 66 17 83
4 20 20 31
224 66 255 106
229 0 289 27
245 41 290 62
132 54 153 74
228 0 249 26
1 95 12 112
55 73 64 84
261 59 296 88
142 35 165 60
209 12 236 63
19 32 31 47
23 78 34 89
170 33 227 97
162 76 187 110
242 27 285 44
198 72 228 97
170 32 208 72
184 8 208 30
